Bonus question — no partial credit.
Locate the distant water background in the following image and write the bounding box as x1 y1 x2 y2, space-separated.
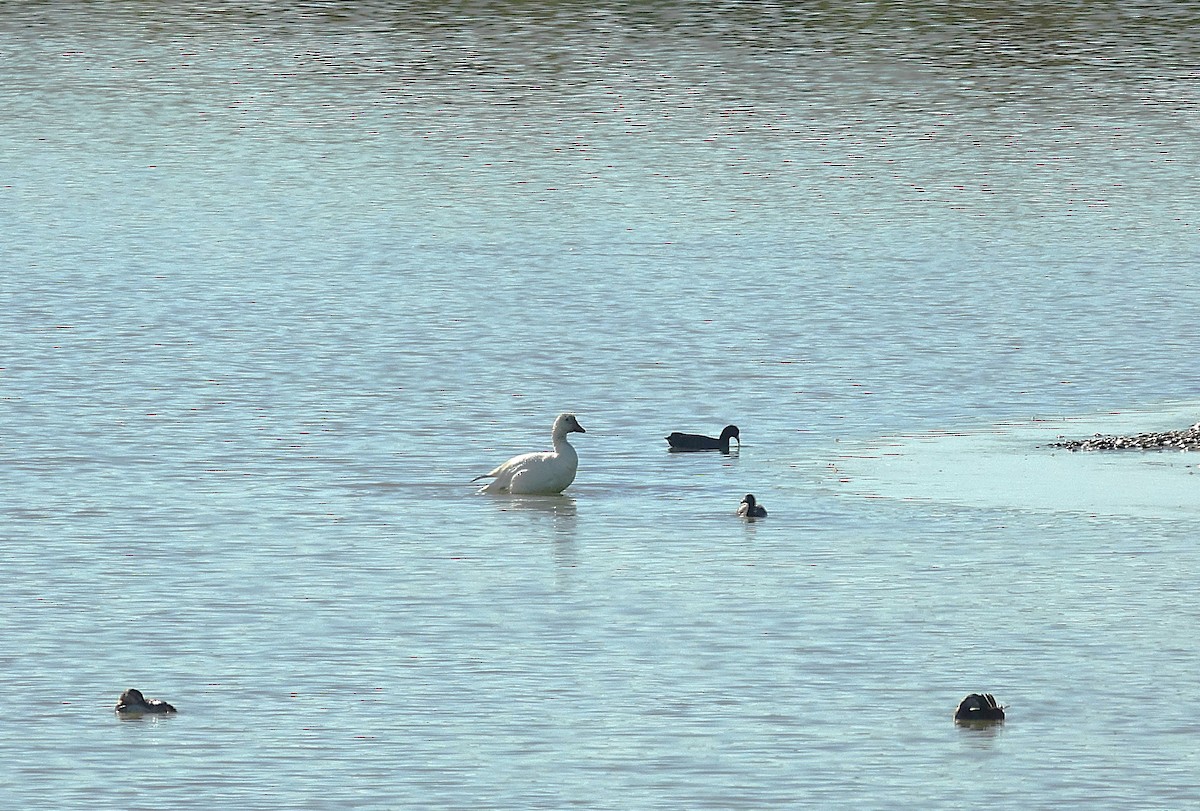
4 2 1200 808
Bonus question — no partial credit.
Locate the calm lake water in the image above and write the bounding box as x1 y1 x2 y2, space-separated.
4 2 1200 808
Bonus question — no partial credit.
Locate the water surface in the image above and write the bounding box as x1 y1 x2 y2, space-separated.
3 3 1200 809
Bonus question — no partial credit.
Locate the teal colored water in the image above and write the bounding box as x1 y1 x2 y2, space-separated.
3 3 1200 808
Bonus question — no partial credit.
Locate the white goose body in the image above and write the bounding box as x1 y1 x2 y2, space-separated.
474 413 586 495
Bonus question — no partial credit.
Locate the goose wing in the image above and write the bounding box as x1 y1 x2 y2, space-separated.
474 451 552 492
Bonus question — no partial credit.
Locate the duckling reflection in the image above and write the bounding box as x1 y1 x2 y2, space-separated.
115 688 177 718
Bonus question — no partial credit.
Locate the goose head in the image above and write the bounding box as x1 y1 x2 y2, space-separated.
553 413 586 437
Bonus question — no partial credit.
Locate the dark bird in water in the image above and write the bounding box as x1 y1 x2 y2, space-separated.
954 693 1005 723
115 688 177 718
737 493 767 518
666 424 740 452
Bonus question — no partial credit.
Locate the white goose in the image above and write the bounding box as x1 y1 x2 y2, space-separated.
473 413 586 495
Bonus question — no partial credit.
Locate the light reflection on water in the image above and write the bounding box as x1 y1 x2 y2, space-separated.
840 404 1200 518
3 2 1200 809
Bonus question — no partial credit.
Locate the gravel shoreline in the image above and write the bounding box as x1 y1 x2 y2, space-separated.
1049 422 1200 451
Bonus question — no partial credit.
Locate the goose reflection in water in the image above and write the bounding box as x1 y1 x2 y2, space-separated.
494 495 578 518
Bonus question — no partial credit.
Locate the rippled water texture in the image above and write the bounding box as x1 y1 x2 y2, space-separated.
3 2 1200 809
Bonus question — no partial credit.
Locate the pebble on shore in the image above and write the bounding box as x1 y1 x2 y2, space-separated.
1049 422 1200 452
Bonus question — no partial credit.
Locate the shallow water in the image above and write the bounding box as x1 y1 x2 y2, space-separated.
842 404 1200 518
3 2 1200 808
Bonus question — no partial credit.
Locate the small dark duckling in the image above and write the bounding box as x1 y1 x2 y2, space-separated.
737 493 767 518
115 688 177 718
666 424 740 452
954 693 1004 723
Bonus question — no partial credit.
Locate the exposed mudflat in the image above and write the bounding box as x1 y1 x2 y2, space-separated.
1049 422 1200 451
